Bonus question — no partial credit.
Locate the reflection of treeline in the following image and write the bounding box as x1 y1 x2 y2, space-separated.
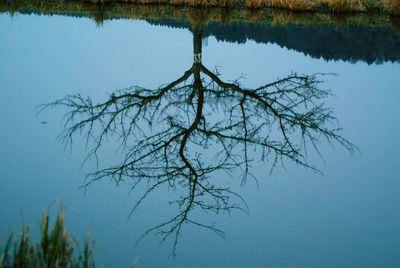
1 0 400 63
204 22 400 63
146 18 400 63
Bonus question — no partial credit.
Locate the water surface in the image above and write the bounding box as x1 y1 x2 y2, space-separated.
0 9 400 268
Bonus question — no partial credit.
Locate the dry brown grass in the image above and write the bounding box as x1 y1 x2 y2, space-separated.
383 0 400 14
170 0 233 7
246 0 315 10
246 0 263 8
245 0 399 13
132 0 233 6
327 0 364 12
0 0 399 26
269 9 322 23
19 0 400 13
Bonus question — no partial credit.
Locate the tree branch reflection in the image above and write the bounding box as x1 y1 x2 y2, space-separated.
46 24 354 256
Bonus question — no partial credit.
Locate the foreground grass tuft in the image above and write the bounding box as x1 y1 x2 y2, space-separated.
0 209 94 268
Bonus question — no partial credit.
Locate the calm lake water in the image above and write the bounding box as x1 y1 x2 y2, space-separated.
1 8 400 268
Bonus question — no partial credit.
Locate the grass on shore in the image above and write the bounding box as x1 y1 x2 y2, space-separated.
0 208 94 268
2 0 398 28
81 0 400 14
245 0 400 14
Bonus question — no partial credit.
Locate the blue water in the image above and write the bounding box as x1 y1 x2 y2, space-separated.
1 13 400 267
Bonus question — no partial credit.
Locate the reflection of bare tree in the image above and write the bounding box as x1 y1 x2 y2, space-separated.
46 25 353 255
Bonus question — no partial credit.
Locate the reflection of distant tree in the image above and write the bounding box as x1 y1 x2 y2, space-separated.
45 25 354 255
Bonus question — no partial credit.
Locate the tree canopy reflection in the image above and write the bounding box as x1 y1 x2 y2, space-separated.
47 22 354 255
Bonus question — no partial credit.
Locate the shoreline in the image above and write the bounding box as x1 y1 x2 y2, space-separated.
1 0 399 16
82 0 400 15
1 0 399 25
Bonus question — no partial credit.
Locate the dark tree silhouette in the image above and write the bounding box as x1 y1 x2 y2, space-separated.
44 24 354 255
